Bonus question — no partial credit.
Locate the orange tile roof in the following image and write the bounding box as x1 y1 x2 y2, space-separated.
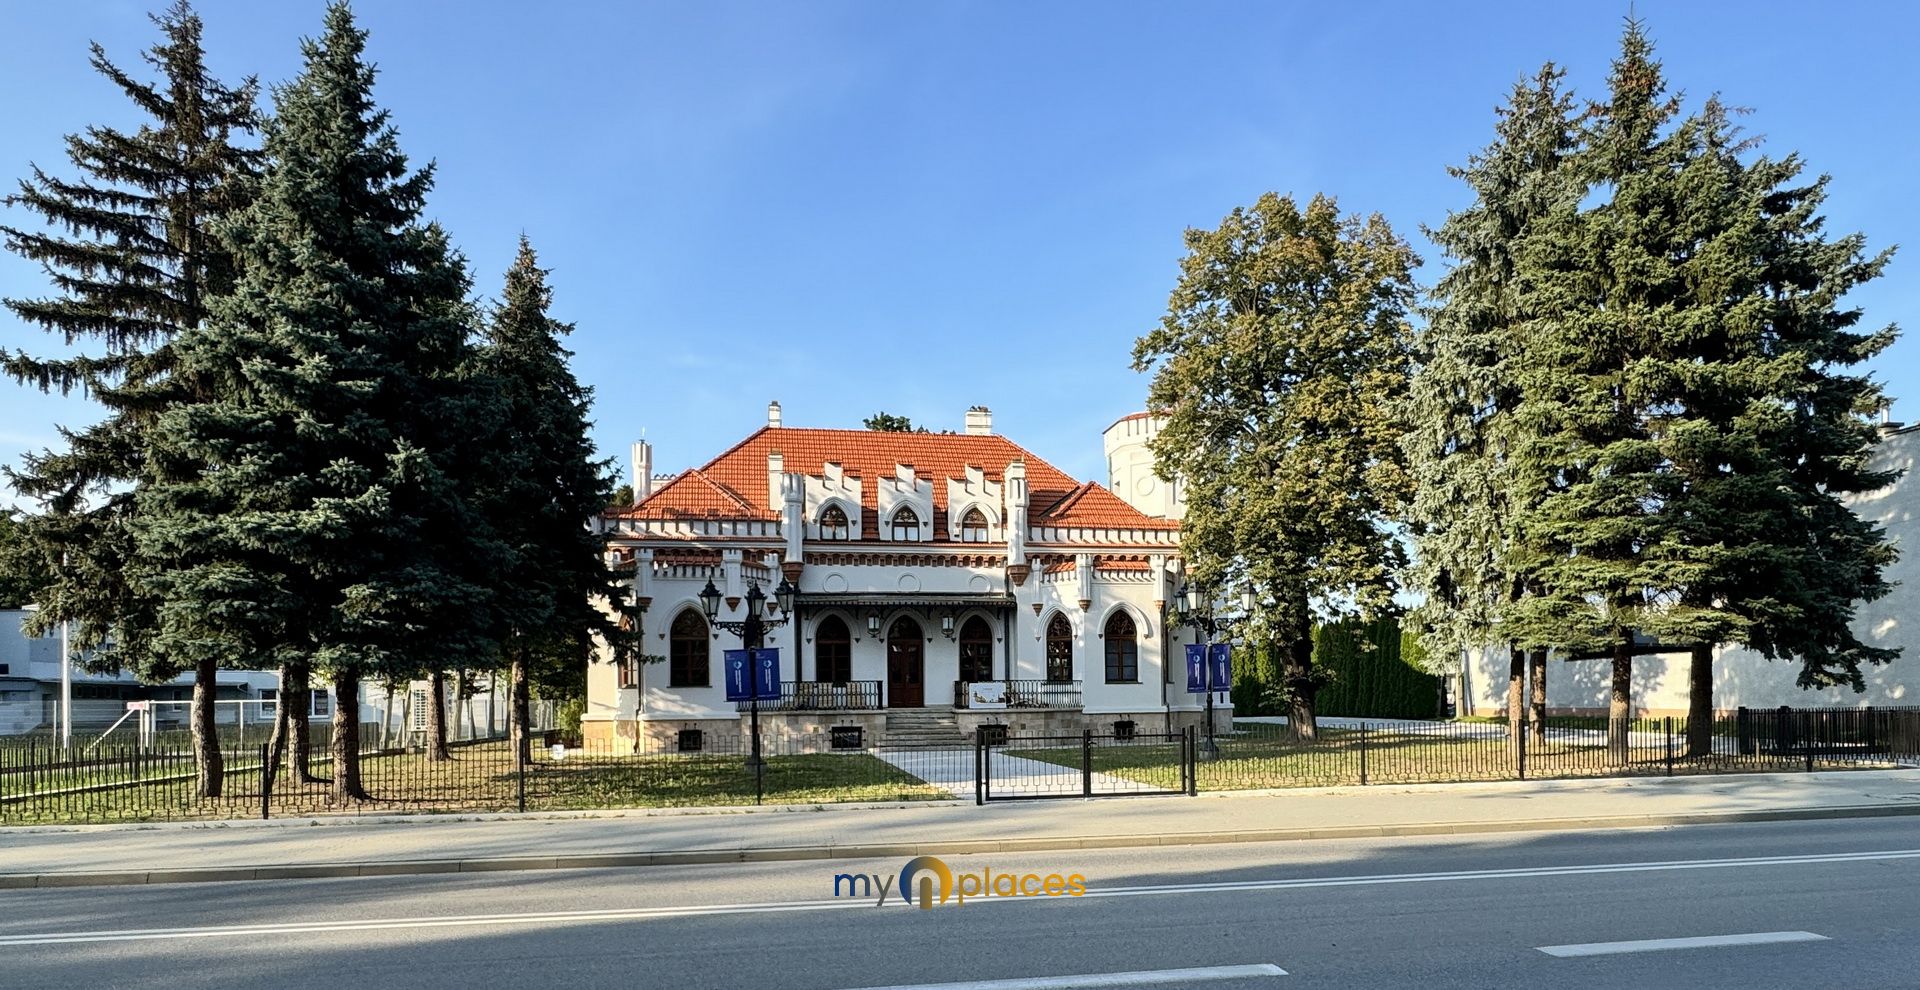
1036 482 1180 531
612 426 1178 534
619 468 757 520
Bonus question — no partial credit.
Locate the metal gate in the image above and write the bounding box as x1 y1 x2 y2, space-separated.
975 726 1195 802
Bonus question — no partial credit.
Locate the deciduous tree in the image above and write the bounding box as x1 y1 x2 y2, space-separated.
1136 192 1418 739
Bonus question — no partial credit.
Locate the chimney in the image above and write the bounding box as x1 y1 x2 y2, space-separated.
964 406 992 436
631 440 654 500
767 400 783 428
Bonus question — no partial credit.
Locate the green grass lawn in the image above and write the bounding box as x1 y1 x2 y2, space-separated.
1009 724 1859 792
0 742 947 825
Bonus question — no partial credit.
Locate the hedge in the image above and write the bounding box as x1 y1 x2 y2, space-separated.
1229 617 1441 719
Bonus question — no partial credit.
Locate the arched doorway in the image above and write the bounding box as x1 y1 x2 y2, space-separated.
887 617 924 708
958 616 993 683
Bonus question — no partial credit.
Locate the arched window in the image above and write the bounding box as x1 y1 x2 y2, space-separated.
890 506 920 541
815 615 852 684
959 507 989 542
1046 614 1074 683
958 616 993 682
818 504 849 540
669 610 710 687
1104 611 1138 683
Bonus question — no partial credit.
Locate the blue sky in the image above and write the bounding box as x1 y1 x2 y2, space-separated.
3 1 1916 500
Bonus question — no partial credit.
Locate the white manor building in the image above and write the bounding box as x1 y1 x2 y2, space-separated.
584 403 1219 751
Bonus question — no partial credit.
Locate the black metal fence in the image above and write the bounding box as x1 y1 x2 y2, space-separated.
0 723 969 825
979 728 1195 802
6 706 1916 825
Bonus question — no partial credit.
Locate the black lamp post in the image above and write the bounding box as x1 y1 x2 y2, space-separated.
700 577 798 771
1177 581 1223 758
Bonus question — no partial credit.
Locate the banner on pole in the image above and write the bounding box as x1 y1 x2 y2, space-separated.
1185 644 1207 694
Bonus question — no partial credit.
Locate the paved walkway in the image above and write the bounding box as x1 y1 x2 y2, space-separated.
875 746 1156 798
7 768 1920 887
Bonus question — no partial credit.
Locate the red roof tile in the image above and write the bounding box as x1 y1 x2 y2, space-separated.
614 426 1176 534
616 468 758 520
1036 482 1180 531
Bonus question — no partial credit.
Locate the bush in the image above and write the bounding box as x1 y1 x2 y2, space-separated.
1229 617 1441 719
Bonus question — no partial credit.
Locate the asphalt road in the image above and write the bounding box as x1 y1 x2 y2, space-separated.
3 816 1918 989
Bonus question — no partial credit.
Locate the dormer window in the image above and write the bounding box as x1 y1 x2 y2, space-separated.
819 504 850 540
890 506 920 541
959 507 989 542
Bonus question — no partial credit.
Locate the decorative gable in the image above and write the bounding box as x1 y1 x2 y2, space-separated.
876 463 933 542
946 464 1003 544
803 461 863 540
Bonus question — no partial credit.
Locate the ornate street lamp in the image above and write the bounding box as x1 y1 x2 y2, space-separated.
774 578 797 615
706 579 792 771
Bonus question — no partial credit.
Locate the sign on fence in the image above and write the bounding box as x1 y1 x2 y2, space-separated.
966 681 1008 710
724 648 782 702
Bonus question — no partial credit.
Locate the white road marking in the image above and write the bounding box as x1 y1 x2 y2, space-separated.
1 848 1915 947
844 964 1288 989
1537 931 1829 957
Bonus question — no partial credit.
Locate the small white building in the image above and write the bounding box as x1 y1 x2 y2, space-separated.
586 404 1224 751
1461 423 1920 716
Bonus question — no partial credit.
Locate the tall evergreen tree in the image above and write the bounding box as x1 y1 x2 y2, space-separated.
1135 193 1419 739
1500 22 1900 761
473 238 633 763
1407 65 1577 746
1 0 257 795
1503 24 1698 761
135 2 493 800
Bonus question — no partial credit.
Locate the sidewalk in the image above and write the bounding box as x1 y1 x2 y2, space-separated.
7 768 1920 889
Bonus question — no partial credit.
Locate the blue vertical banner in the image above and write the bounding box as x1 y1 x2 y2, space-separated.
752 648 781 700
1185 644 1207 694
1208 643 1232 694
723 649 753 701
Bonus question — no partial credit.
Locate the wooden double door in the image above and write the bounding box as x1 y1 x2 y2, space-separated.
887 617 924 708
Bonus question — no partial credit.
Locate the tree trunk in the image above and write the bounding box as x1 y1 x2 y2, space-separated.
1528 647 1547 747
1686 642 1715 758
191 654 224 799
510 649 532 764
330 670 368 801
1282 609 1317 741
285 660 319 783
1608 635 1633 765
1505 645 1526 743
426 669 451 761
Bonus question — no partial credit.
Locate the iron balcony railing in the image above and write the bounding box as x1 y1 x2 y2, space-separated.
735 681 882 712
953 679 1084 710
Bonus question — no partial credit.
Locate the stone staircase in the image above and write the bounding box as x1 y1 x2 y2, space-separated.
881 707 968 749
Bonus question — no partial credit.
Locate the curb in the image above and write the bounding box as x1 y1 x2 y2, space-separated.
7 801 1920 890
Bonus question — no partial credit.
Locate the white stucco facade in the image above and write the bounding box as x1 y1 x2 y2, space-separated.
584 405 1225 750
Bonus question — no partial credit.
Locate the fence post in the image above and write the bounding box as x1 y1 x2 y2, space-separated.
259 742 271 820
1516 711 1527 781
1358 722 1369 786
1175 721 1190 801
516 736 527 814
974 734 984 806
1804 708 1815 773
1664 717 1673 777
1081 728 1093 798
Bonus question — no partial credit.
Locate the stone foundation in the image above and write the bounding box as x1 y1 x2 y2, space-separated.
952 707 1230 741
